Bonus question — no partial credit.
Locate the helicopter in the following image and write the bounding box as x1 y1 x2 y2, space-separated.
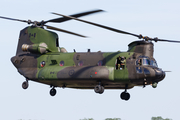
1 10 180 101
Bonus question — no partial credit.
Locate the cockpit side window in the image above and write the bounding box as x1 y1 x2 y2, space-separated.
136 57 150 66
136 59 142 66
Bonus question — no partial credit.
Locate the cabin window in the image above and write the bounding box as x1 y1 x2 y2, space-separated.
136 67 142 73
98 60 103 66
40 61 45 67
78 61 83 66
59 61 64 66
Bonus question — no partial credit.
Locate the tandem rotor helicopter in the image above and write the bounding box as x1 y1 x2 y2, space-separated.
1 9 180 101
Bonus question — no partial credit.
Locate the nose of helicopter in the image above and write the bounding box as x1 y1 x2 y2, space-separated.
155 68 166 81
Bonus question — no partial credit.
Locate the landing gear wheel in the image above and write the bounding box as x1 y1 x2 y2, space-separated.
152 82 158 88
120 92 130 101
22 81 29 89
50 88 56 96
94 85 104 94
124 92 130 101
120 92 126 99
99 86 104 94
94 85 102 93
120 84 130 101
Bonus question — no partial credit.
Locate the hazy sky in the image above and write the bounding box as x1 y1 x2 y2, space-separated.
0 0 180 120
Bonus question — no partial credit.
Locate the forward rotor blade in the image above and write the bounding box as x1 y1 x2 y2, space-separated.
0 16 30 24
45 25 87 38
151 38 180 43
51 13 180 43
51 12 140 38
45 9 104 24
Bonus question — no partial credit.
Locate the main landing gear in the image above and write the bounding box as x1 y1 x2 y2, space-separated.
21 79 57 97
120 91 130 101
120 84 130 101
22 79 29 89
94 85 104 94
50 87 57 96
94 83 130 101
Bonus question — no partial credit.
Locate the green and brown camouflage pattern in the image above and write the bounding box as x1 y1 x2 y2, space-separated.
11 26 165 90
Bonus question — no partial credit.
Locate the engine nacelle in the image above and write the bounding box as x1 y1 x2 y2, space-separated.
22 43 49 54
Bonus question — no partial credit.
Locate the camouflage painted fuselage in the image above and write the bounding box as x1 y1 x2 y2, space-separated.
11 26 165 89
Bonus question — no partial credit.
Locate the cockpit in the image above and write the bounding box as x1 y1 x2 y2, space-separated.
135 55 165 84
136 56 158 67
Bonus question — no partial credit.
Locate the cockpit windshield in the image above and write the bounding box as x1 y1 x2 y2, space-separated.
150 60 158 67
136 56 158 67
143 58 150 65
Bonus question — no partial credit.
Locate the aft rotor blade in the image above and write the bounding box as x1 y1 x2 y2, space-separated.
45 25 87 38
0 16 31 24
45 9 104 24
51 12 140 38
